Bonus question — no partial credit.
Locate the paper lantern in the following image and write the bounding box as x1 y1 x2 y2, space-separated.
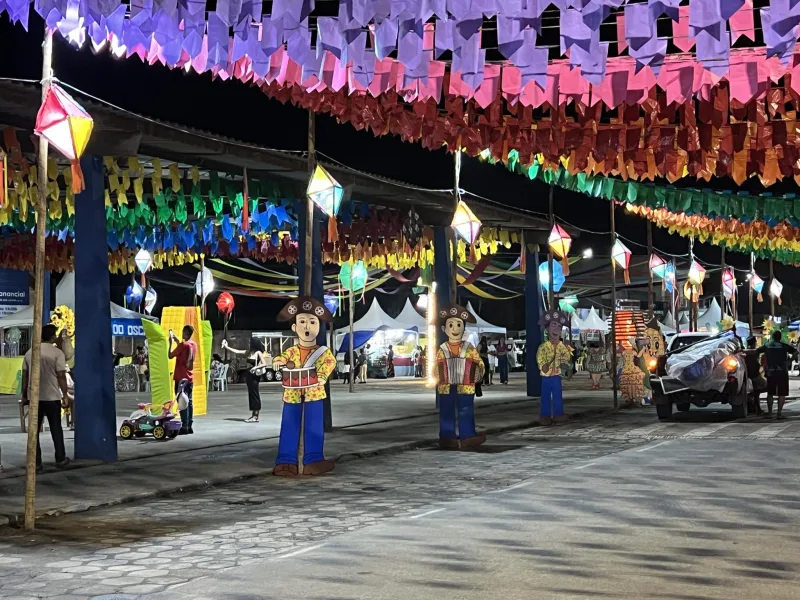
125 281 144 309
611 239 632 284
339 260 368 291
324 293 339 315
770 278 783 305
195 266 215 298
722 268 735 299
451 199 482 245
34 83 94 193
144 285 158 315
751 273 764 302
688 260 706 286
558 296 578 313
134 249 153 274
538 259 565 293
548 224 572 276
649 253 667 279
307 164 343 243
664 262 676 294
216 291 235 317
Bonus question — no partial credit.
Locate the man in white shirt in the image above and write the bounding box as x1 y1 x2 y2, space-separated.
21 325 70 472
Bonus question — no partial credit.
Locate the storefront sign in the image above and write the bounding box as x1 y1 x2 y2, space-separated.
0 268 29 317
111 318 145 337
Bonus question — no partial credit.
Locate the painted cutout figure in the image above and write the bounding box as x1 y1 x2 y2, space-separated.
435 304 486 450
618 342 646 406
272 296 337 477
637 317 666 402
586 342 606 390
536 310 572 424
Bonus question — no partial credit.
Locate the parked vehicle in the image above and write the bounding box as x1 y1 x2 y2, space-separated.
119 401 182 440
648 332 748 421
667 332 712 353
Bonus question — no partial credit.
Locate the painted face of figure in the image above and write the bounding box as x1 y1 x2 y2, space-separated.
292 313 321 347
643 327 665 359
442 317 465 343
548 320 562 343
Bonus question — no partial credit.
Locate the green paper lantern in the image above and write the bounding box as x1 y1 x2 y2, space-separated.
339 261 368 291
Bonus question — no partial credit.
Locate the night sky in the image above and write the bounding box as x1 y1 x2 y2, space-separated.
0 15 796 329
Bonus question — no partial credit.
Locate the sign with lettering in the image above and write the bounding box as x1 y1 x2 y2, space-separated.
111 318 146 337
0 268 29 316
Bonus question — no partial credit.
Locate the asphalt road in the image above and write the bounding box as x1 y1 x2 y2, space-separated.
2 409 800 599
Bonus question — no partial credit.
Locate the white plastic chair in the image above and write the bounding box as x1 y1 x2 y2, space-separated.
211 363 229 392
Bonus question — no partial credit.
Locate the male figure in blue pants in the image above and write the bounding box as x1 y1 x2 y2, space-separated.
435 303 486 450
536 309 572 424
271 297 337 476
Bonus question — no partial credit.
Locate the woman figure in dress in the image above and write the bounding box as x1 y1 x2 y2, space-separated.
222 338 266 422
386 345 395 378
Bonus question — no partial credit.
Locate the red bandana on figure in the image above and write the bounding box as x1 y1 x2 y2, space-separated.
435 303 486 450
272 296 337 477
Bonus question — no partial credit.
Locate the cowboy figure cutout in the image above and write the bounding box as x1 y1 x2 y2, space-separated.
272 296 337 476
435 303 486 450
537 309 572 424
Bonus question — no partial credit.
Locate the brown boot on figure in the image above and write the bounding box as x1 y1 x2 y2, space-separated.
439 438 459 450
460 433 487 449
273 464 298 477
303 460 335 476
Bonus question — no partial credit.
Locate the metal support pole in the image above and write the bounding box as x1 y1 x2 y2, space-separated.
24 28 53 531
348 279 354 394
610 201 618 410
769 258 775 317
689 237 696 332
451 151 460 303
749 253 755 337
647 220 654 320
548 186 554 310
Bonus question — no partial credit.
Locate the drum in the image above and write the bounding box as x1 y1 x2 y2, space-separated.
281 367 319 389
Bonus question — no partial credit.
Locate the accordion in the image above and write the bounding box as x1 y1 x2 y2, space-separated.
438 356 480 386
282 367 319 389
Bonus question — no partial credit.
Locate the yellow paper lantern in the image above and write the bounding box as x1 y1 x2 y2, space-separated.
451 199 482 244
548 223 572 275
688 260 706 286
307 164 343 243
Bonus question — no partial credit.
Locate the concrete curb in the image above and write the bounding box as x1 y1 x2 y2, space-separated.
2 405 615 528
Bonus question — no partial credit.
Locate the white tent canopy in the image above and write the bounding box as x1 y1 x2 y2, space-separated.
576 307 609 333
395 298 427 331
570 312 586 331
661 311 677 332
465 301 507 335
697 298 722 331
334 298 412 338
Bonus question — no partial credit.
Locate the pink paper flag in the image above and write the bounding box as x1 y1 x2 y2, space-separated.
473 64 501 108
616 13 626 53
673 6 694 52
729 0 754 43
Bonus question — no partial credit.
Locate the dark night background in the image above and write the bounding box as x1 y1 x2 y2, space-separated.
1 14 798 331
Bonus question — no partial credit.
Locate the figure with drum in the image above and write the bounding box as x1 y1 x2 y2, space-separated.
271 296 337 476
435 304 486 450
536 309 572 423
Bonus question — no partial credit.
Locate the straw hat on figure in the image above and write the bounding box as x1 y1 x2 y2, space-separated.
271 297 337 477
536 310 571 424
435 304 486 450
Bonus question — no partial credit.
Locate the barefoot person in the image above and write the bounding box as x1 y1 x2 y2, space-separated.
222 338 267 422
272 297 337 476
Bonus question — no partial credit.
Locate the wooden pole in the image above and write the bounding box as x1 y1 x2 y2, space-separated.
24 28 54 531
547 186 554 310
610 201 618 411
689 237 695 332
719 247 726 317
348 278 354 394
749 253 755 337
646 220 654 320
305 110 315 296
451 151 460 303
769 258 775 317
200 255 206 319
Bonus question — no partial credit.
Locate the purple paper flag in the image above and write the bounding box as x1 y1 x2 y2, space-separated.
403 45 432 86
570 39 608 84
689 0 723 40
286 19 311 65
272 0 314 27
232 19 250 62
317 16 345 59
420 0 447 20
374 17 398 60
581 0 610 31
719 0 744 20
207 12 230 68
497 15 524 58
153 10 182 65
435 17 454 58
624 3 655 51
649 0 680 21
261 16 282 57
105 3 126 38
398 17 424 70
512 29 547 89
240 0 263 22
447 0 481 21
629 34 667 76
560 7 597 53
215 0 242 27
351 46 376 86
761 6 797 64
180 4 205 56
767 0 800 37
453 26 485 89
695 29 729 77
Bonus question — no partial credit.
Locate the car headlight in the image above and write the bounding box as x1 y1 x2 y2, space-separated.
725 357 738 372
648 358 658 373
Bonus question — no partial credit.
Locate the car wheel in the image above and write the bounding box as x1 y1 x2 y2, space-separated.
119 424 134 440
265 370 274 382
655 403 673 421
167 430 179 439
676 403 691 412
153 425 167 440
134 431 146 438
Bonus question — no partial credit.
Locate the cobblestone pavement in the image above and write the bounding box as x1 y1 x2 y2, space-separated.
0 434 637 600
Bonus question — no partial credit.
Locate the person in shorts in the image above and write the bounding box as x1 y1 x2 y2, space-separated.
758 331 798 419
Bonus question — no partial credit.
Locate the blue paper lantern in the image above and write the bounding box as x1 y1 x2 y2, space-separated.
125 281 144 309
538 260 565 293
324 294 339 315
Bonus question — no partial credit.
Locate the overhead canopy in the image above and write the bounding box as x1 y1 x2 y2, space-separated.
697 299 722 331
335 298 416 353
577 307 609 333
396 298 427 331
465 302 506 335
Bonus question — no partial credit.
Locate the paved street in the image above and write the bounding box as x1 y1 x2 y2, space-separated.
1 401 800 599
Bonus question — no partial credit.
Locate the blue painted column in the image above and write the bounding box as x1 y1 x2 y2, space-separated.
74 155 117 462
433 226 452 347
526 247 543 397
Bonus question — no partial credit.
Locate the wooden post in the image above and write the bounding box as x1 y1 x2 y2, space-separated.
348 277 354 394
547 186 554 310
769 258 775 317
200 255 206 319
610 201 618 410
451 151 460 303
719 247 726 317
24 28 53 531
689 237 695 332
305 110 315 296
647 220 654 320
749 253 755 337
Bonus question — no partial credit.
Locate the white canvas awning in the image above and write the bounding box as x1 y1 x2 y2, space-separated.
465 301 506 335
577 307 609 333
396 298 427 331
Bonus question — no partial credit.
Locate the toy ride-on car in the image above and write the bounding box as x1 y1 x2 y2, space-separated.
119 400 183 440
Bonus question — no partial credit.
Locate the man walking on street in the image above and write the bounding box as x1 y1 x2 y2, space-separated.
758 330 798 420
169 325 197 434
21 325 70 472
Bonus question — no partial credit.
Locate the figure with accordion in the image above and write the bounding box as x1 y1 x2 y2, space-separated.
271 297 337 477
435 303 486 450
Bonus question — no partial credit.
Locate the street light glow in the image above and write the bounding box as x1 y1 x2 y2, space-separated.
582 248 593 258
